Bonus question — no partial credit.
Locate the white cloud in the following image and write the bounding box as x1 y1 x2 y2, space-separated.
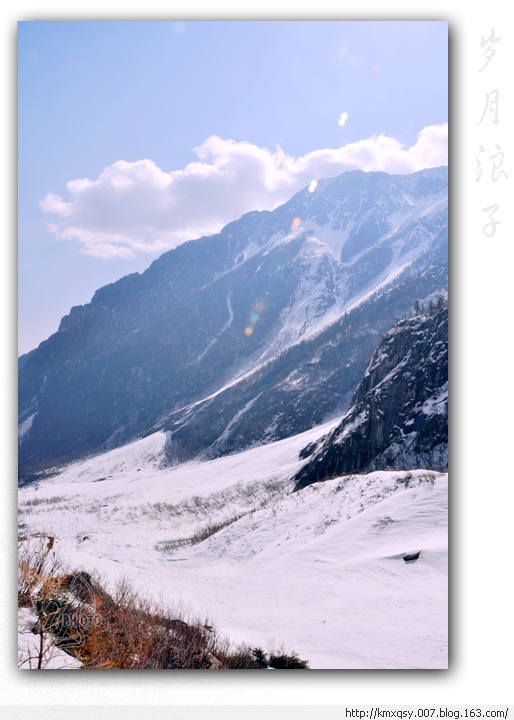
41 124 448 258
338 112 349 127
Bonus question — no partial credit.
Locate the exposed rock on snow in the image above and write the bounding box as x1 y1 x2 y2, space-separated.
294 300 448 490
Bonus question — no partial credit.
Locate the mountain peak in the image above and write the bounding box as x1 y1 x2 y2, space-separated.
19 167 447 479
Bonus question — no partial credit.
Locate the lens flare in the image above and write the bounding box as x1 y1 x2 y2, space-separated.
244 327 253 336
308 180 318 193
291 217 301 231
251 312 259 322
338 112 349 127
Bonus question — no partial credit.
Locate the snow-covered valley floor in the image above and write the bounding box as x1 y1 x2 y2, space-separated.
18 421 448 669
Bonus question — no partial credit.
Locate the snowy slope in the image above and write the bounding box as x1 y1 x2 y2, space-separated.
19 423 447 669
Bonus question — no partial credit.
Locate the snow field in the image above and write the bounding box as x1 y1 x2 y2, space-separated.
18 424 447 669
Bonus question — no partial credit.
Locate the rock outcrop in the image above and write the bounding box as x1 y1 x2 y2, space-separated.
294 299 448 490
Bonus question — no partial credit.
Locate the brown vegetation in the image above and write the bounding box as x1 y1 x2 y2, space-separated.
18 536 309 670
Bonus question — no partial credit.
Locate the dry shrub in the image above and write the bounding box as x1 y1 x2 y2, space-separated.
79 579 245 669
18 536 59 607
18 537 309 670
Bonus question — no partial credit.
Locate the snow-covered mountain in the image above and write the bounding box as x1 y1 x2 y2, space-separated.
18 165 449 669
19 166 448 480
294 300 448 490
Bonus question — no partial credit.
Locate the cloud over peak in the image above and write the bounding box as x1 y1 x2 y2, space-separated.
41 124 448 258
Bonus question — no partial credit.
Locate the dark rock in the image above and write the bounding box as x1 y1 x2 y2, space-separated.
294 300 448 490
403 551 421 562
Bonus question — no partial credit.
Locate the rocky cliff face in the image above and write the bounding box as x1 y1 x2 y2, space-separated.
19 167 447 479
293 300 448 490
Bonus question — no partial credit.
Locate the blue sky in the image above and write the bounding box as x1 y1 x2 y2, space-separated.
18 20 448 354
